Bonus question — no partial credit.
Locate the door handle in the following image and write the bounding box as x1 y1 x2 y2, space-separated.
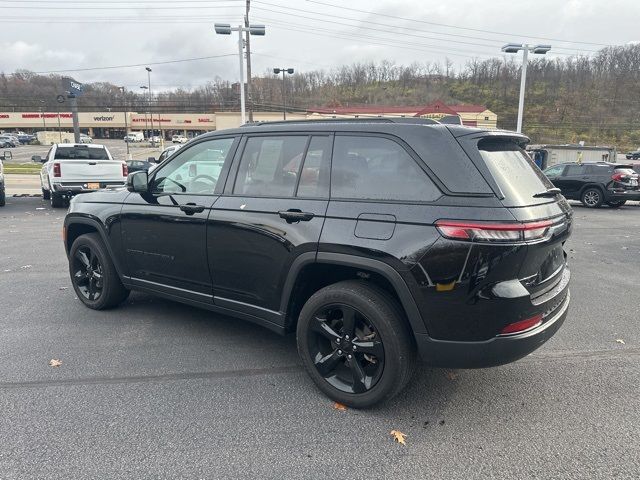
278 209 315 223
179 203 205 215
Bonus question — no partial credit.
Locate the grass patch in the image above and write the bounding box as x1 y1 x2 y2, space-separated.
3 163 42 174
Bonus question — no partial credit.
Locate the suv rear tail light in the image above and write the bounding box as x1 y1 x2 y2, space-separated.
435 219 553 243
500 314 543 335
53 162 61 177
122 163 128 177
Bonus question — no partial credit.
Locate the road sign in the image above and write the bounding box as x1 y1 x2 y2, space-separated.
62 77 84 97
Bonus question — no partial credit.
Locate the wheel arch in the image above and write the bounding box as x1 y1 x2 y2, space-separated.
65 216 126 278
280 252 427 336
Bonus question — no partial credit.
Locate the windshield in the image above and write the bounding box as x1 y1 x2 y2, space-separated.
54 146 110 160
478 139 555 206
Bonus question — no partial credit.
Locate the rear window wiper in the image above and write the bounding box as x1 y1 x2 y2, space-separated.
533 188 561 198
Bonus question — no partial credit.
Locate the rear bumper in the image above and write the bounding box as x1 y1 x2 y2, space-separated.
606 190 640 201
415 289 570 369
52 182 125 194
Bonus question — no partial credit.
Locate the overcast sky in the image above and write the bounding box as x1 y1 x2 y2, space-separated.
1 0 639 93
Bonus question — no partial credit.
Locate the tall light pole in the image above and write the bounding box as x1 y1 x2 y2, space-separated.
146 67 155 145
119 86 130 158
502 43 551 133
214 23 265 125
40 100 46 132
273 68 294 120
139 85 149 138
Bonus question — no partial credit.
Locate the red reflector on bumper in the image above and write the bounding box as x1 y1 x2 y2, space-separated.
500 314 543 335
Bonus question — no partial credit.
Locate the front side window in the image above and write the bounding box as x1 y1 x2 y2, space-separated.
234 136 308 197
151 137 234 194
331 135 441 202
543 165 565 177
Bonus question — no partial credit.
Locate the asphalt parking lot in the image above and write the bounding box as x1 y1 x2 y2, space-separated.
3 138 163 163
1 197 639 479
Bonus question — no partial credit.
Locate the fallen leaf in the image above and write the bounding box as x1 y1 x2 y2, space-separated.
445 371 458 380
333 402 347 412
616 339 626 345
439 420 445 426
390 430 407 445
49 359 62 367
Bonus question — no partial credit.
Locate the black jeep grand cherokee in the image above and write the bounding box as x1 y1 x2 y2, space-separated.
64 120 572 407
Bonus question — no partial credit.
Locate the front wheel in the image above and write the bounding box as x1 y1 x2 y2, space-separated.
581 188 603 208
69 233 130 310
0 188 5 207
42 188 51 200
297 280 416 408
607 200 627 208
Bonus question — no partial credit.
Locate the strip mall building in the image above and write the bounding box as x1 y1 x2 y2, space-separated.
0 101 497 139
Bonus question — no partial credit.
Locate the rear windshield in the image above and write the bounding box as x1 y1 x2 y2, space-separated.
478 139 555 206
54 146 110 160
614 167 637 176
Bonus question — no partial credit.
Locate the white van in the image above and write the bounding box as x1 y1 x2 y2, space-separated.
124 132 144 143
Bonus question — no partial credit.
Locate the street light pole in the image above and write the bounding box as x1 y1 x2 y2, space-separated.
120 86 130 158
214 23 265 125
273 68 294 120
501 43 551 133
40 100 46 132
140 85 148 138
146 67 155 145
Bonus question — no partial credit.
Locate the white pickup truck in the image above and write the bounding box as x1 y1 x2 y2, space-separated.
34 143 128 208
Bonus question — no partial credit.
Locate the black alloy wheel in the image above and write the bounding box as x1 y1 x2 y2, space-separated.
307 303 385 394
72 245 105 302
297 281 416 408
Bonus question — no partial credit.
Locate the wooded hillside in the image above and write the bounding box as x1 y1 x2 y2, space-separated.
2 44 640 149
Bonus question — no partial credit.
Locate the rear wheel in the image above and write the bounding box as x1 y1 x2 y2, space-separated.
42 188 50 200
50 192 65 208
607 200 626 208
581 188 603 208
0 188 5 207
69 233 129 310
297 280 416 408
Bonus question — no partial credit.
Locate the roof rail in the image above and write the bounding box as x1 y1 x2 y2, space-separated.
242 117 441 127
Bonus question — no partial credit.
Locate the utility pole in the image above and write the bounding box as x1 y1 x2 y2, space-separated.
146 67 155 145
245 0 254 122
120 87 130 158
69 94 80 143
40 101 47 132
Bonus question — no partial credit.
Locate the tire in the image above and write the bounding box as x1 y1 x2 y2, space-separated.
50 192 65 208
69 233 130 310
297 280 416 408
607 200 627 208
42 188 51 200
0 188 5 207
581 187 603 208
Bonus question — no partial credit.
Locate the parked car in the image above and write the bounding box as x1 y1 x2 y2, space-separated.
80 134 93 144
34 143 127 208
149 135 162 143
0 135 18 147
126 159 154 173
625 149 640 160
148 144 183 173
171 134 188 144
0 139 14 149
63 120 572 407
124 132 144 143
0 151 8 206
543 162 640 208
17 134 36 144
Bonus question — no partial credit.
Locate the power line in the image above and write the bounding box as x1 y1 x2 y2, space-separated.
6 53 237 75
301 0 612 47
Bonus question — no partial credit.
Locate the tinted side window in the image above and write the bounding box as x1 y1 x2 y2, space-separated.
234 136 308 197
296 136 331 198
331 136 441 202
543 165 564 177
586 164 613 175
152 137 234 194
564 165 585 176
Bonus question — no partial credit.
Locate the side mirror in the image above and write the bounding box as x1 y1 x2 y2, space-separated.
32 155 43 163
147 157 156 163
127 171 148 193
3 150 12 161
